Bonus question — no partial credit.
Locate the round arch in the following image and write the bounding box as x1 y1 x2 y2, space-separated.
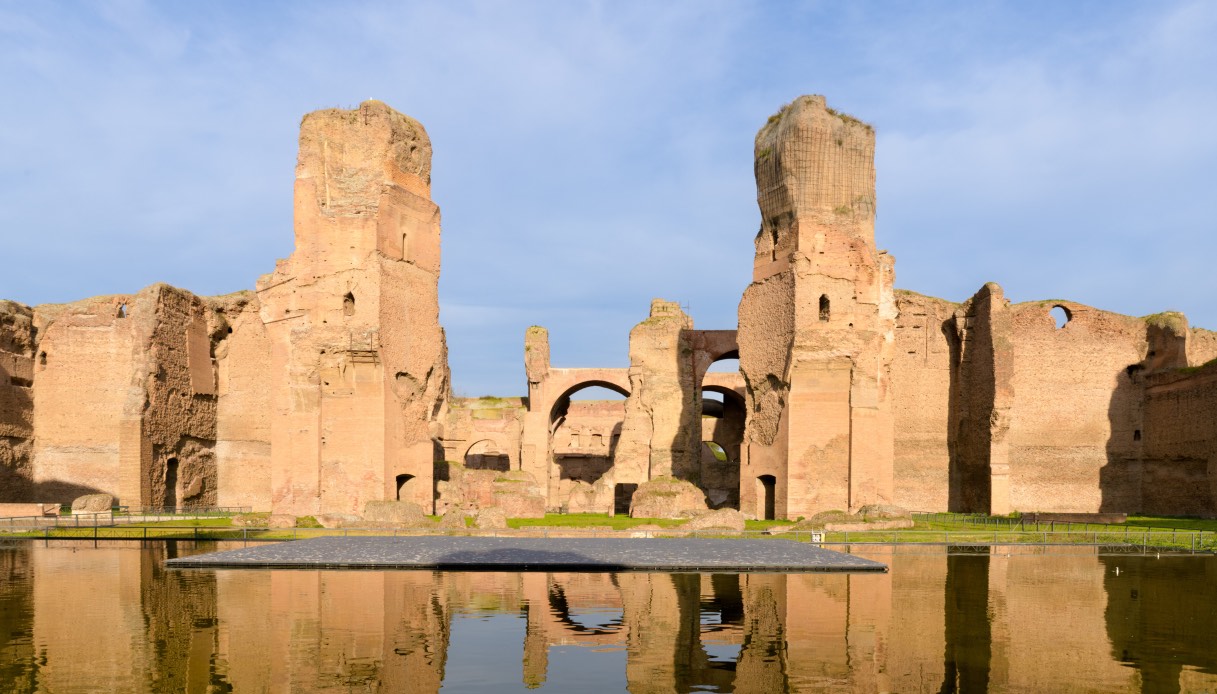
549 380 631 424
464 437 511 472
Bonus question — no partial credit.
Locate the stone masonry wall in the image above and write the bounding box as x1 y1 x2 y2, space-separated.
890 290 956 512
212 292 272 511
32 285 219 507
615 300 698 484
1006 301 1148 513
1142 354 1217 516
0 301 35 501
738 95 894 519
257 100 449 516
32 294 139 504
948 284 1014 515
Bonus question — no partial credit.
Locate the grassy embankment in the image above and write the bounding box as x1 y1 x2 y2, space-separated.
5 513 1216 550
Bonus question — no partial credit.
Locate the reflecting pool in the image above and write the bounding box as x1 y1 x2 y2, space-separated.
1 541 1215 692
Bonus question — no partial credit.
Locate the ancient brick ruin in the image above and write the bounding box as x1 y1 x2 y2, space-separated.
2 96 1215 519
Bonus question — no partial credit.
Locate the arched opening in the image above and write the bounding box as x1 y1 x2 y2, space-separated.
700 385 745 510
116 303 127 318
1051 305 1071 330
395 474 415 501
550 382 629 505
464 440 510 472
770 228 779 261
706 357 739 374
343 292 355 316
819 294 830 322
756 475 776 520
164 458 179 509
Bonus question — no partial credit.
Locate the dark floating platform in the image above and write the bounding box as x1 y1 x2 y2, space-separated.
165 536 887 573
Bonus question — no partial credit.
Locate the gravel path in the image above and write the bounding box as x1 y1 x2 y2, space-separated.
165 536 887 572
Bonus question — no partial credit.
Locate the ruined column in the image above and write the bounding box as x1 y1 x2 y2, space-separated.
949 283 1013 515
258 100 449 516
519 326 552 487
615 300 699 483
737 95 896 519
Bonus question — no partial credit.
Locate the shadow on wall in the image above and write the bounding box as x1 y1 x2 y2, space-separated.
1100 360 1145 514
943 316 991 514
0 478 113 507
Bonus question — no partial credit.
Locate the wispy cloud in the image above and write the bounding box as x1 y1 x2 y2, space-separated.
0 1 1213 394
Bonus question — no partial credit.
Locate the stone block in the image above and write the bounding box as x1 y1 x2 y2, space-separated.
71 493 113 514
363 500 427 526
629 476 708 519
684 508 747 532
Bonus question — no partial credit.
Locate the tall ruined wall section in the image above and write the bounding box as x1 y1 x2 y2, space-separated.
615 300 698 483
257 100 449 516
211 292 272 510
737 95 895 519
948 284 1014 514
31 286 220 506
32 296 135 502
136 285 220 508
1006 302 1148 513
889 291 956 511
0 301 35 501
1140 319 1217 516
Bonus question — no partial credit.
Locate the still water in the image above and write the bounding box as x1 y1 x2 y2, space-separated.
1 541 1215 693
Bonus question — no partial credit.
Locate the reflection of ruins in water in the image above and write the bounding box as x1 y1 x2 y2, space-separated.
2 542 1217 692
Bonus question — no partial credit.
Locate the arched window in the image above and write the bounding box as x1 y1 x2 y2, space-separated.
819 294 830 322
343 292 355 316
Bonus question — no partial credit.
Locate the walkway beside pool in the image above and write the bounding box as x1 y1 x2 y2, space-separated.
164 536 887 573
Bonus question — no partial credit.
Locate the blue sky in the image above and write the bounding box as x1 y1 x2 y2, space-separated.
2 1 1214 396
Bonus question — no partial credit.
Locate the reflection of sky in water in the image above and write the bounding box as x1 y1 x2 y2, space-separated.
441 613 628 692
703 643 742 664
565 608 622 632
5 544 1217 692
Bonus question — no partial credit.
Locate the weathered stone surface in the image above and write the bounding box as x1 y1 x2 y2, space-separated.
684 508 747 532
855 504 911 521
363 500 427 526
629 476 707 519
616 300 699 484
738 95 895 521
70 493 113 514
435 462 546 518
474 506 508 530
317 513 361 529
0 300 34 503
257 100 449 517
795 510 851 529
211 292 272 512
33 286 221 509
439 508 468 529
562 480 601 514
267 514 296 529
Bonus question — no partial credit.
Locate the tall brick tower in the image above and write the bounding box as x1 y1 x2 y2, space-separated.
737 95 895 519
258 101 449 516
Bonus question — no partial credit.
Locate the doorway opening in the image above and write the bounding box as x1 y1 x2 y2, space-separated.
613 483 637 516
165 458 179 509
757 475 776 520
